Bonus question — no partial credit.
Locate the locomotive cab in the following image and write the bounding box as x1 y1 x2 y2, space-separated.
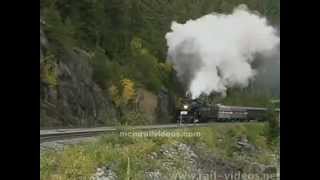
176 96 200 123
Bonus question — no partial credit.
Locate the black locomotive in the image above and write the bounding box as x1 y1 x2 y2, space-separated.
176 97 269 123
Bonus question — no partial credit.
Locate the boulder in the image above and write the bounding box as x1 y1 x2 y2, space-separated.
91 166 117 180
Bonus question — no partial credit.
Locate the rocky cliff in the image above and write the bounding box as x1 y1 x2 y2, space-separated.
40 22 117 128
40 20 175 128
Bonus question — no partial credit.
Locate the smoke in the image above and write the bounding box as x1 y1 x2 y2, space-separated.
252 44 280 97
165 5 280 99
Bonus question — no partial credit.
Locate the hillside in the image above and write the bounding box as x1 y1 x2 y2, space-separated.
40 0 280 127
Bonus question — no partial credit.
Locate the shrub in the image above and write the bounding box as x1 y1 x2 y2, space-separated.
267 119 280 145
121 111 151 125
109 78 136 108
91 48 113 89
40 151 58 179
265 106 280 144
40 54 58 88
57 147 96 179
121 78 136 105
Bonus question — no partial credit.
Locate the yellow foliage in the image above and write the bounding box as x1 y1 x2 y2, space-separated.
121 78 136 105
109 78 136 107
40 55 58 88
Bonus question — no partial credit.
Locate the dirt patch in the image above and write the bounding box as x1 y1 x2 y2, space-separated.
136 88 158 121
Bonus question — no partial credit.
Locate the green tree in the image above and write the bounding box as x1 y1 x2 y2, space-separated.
91 48 113 89
42 2 76 50
265 104 280 145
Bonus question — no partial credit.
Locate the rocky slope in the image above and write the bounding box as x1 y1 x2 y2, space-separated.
41 21 117 127
40 20 175 128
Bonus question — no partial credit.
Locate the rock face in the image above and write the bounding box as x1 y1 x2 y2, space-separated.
40 20 175 127
135 88 176 124
156 88 176 123
40 22 117 128
136 88 158 123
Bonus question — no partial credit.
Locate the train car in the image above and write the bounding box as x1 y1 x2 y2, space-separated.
175 96 271 123
246 107 268 121
177 103 250 123
215 105 248 122
197 105 216 122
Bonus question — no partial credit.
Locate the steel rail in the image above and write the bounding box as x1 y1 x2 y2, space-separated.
40 122 261 143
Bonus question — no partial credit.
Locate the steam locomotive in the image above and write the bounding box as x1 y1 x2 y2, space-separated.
176 97 268 123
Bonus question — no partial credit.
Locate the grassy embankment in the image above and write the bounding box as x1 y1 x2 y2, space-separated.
41 123 279 179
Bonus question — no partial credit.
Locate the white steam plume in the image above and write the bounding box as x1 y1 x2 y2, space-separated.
165 4 280 99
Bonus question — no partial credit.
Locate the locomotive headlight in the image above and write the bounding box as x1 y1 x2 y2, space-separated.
183 105 188 109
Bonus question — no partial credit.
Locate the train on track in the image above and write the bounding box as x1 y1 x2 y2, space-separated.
175 97 275 123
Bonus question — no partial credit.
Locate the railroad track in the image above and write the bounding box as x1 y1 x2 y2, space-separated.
40 130 110 143
40 122 259 143
40 126 118 143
